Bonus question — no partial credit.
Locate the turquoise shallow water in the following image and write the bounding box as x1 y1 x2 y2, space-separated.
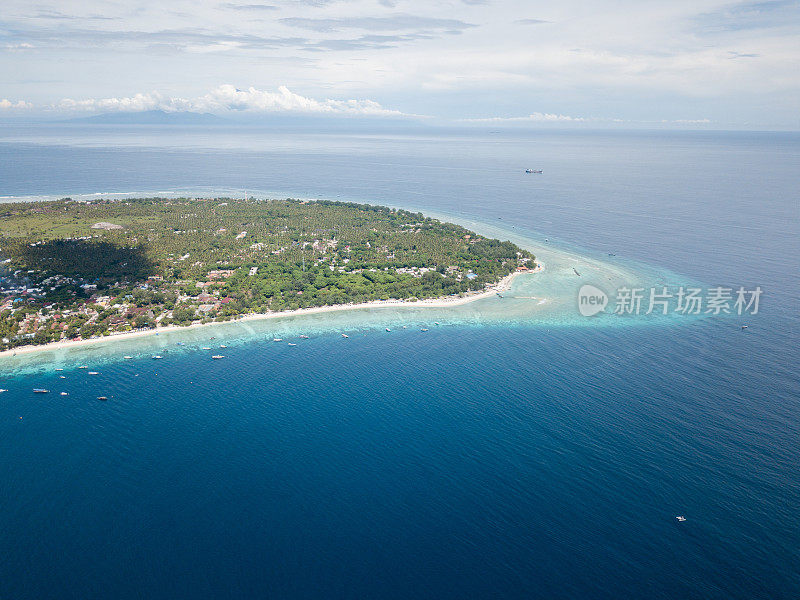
0 128 797 599
0 215 695 375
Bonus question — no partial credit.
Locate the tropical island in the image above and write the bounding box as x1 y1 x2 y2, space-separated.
0 197 535 351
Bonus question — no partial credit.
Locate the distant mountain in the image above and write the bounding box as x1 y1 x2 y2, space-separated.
55 110 432 131
218 113 428 131
65 110 226 125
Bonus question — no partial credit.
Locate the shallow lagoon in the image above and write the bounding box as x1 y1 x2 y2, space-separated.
0 212 691 376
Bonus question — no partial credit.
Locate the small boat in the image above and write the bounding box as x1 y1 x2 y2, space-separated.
386 328 391 332
421 328 429 332
402 325 407 329
220 344 227 348
55 368 63 371
59 376 66 379
97 396 108 401
152 355 163 360
60 392 68 396
496 292 503 298
177 342 185 346
573 268 581 276
33 389 50 393
676 516 687 522
741 325 748 330
341 334 349 338
201 347 211 350
123 356 133 360
525 169 543 174
287 343 297 346
273 338 283 342
299 335 309 339
0 389 7 393
434 322 440 325
88 371 99 375
212 355 224 359
78 365 88 369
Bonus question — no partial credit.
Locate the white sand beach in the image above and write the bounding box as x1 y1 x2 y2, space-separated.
0 268 536 359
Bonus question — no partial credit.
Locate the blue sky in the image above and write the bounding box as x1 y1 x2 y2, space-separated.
1 0 798 128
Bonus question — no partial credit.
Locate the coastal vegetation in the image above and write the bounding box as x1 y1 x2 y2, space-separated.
0 197 534 350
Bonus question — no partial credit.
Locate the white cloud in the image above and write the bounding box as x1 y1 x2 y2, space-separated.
0 99 33 109
194 84 405 116
53 85 408 117
2 0 797 126
465 112 587 123
3 42 34 51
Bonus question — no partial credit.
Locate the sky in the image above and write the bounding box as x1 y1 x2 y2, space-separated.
1 0 798 128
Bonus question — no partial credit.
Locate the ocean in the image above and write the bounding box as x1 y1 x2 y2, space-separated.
0 126 798 599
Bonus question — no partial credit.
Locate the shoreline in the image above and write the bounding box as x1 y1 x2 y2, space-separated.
0 267 537 359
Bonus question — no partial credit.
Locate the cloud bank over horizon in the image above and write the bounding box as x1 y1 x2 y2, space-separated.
0 99 33 110
0 89 716 127
464 112 587 123
1 0 798 128
46 85 409 117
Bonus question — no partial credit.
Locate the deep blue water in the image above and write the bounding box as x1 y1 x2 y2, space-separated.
0 127 798 599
